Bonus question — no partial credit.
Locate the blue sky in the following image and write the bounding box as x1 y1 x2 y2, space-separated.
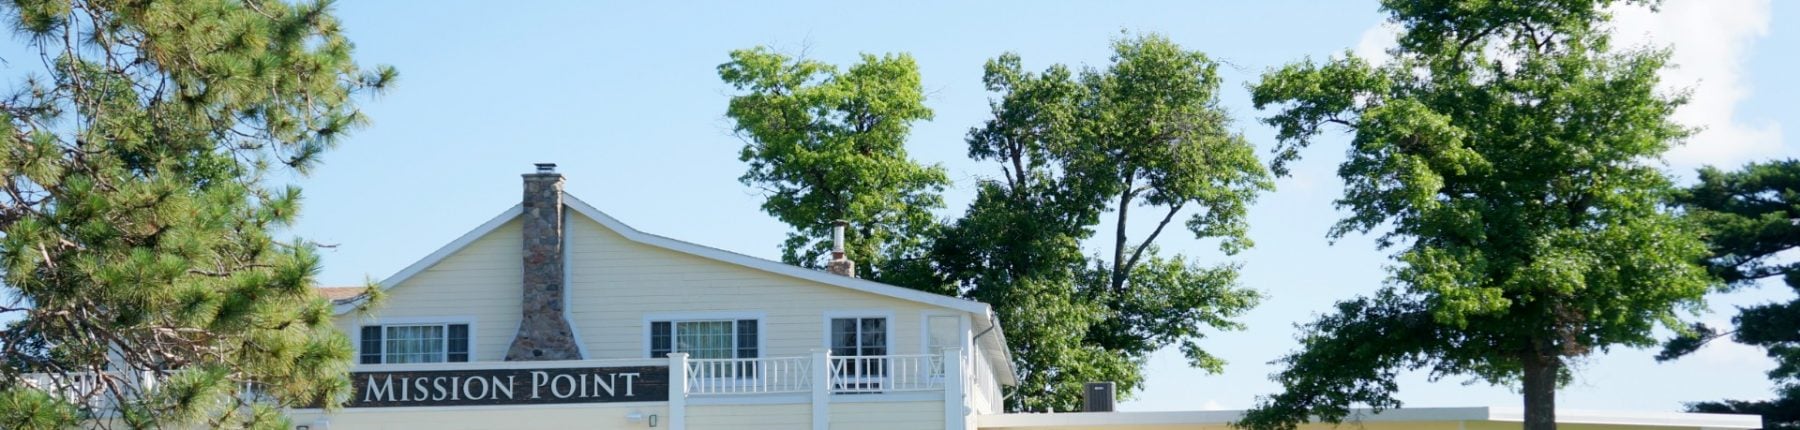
278 0 1795 413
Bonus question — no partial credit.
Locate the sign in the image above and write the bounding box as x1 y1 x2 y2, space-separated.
348 365 668 407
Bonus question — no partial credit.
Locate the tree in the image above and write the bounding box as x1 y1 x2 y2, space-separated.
0 0 393 428
1237 2 1712 430
1657 160 1800 430
934 34 1268 412
718 48 949 284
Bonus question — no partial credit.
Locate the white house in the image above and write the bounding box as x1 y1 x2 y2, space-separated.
286 164 1763 430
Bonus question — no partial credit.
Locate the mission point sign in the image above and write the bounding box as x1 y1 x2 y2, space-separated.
349 365 670 407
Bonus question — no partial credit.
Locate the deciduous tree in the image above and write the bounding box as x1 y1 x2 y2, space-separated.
718 48 948 284
0 0 393 428
1237 2 1711 430
937 34 1267 411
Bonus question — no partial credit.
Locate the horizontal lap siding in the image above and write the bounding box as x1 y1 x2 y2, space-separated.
289 404 665 430
565 215 938 360
335 219 525 362
687 404 811 429
831 401 944 430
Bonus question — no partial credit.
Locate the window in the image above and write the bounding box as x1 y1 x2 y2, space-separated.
926 315 960 353
831 317 887 358
831 317 887 381
648 319 759 359
359 323 469 364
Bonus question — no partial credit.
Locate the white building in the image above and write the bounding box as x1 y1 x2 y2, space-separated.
287 164 1763 430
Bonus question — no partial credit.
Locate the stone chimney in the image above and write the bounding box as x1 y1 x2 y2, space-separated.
506 163 583 361
826 220 856 278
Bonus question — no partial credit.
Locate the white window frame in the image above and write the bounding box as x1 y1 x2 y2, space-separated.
351 316 477 365
918 311 971 355
823 310 896 391
821 310 896 354
642 311 766 359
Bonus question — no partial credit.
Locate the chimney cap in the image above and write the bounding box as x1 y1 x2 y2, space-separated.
534 163 557 173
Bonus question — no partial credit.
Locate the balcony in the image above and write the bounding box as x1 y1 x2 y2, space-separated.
16 370 160 415
674 348 1004 422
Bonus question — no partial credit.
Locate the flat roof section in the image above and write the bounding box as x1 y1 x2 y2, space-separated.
976 407 1763 430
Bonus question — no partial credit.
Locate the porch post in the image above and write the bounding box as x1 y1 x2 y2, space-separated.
943 348 965 430
811 348 830 430
669 352 688 430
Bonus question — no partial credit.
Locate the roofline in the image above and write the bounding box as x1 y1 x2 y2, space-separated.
333 204 523 314
330 192 1016 379
334 193 992 316
977 407 1762 429
560 194 993 315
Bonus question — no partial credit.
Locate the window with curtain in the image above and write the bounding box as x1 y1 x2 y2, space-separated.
650 319 759 378
359 323 469 364
648 319 759 359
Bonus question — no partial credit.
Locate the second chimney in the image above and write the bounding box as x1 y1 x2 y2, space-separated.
826 220 856 278
506 163 583 361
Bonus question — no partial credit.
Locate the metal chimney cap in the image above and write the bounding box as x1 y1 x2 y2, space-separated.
534 163 557 173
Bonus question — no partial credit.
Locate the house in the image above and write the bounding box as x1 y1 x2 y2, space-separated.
291 164 1008 429
287 164 1762 430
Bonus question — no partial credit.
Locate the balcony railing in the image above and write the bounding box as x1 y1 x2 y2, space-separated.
18 371 159 413
684 356 812 394
827 354 944 393
683 352 963 396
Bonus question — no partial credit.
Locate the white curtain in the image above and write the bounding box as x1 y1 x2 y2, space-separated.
385 325 446 363
676 321 734 359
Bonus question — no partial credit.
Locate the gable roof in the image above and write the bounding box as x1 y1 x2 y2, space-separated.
328 192 1014 381
314 286 371 303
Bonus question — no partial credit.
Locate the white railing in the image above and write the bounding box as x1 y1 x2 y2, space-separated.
967 347 1002 414
684 356 811 394
828 354 944 393
18 371 159 412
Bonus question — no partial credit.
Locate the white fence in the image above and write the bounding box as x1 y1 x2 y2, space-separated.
18 371 159 412
684 356 811 394
685 352 963 396
827 354 944 393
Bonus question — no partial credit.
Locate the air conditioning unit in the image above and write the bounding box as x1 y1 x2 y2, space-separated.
1083 382 1115 412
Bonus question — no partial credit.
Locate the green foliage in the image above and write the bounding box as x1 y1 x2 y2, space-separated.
1687 385 1800 430
1661 160 1800 430
0 0 392 428
934 34 1267 412
718 48 949 283
1238 1 1712 429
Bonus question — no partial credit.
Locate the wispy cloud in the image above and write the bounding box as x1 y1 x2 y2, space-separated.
1349 1 1780 170
1611 0 1780 169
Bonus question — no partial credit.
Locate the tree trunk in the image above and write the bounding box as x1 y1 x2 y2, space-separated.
1521 353 1559 430
1111 189 1132 292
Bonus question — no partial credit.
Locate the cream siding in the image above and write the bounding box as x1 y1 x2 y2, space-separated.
335 219 525 363
687 404 811 429
563 214 940 360
289 404 665 430
832 401 946 430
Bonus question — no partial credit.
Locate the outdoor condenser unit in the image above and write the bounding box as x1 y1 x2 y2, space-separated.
1083 381 1116 412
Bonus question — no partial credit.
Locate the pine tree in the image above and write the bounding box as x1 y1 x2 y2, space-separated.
0 1 393 428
